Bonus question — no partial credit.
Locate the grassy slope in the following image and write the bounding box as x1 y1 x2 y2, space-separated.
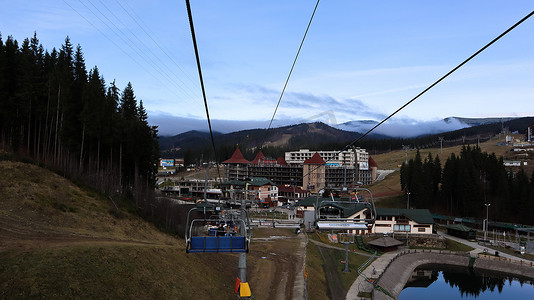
371 134 509 170
368 134 510 206
0 160 237 299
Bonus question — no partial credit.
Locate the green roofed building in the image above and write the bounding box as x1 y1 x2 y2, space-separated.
295 198 434 235
373 208 434 235
446 224 476 240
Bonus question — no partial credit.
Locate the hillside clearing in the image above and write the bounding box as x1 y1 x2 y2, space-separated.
0 160 309 299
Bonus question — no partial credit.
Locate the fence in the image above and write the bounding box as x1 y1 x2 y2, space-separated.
357 251 377 283
478 253 534 267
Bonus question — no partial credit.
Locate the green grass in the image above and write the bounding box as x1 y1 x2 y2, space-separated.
0 245 237 299
375 195 405 208
482 244 534 261
331 249 369 291
305 233 375 299
445 238 475 252
305 240 329 300
0 160 242 299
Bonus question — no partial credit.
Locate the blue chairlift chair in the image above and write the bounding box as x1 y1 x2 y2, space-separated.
186 206 251 253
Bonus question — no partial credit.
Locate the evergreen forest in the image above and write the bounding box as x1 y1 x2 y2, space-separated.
400 146 534 225
0 33 159 204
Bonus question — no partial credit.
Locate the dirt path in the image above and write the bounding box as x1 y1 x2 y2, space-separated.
247 228 306 300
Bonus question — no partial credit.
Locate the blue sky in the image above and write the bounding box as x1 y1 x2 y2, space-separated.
1 1 533 136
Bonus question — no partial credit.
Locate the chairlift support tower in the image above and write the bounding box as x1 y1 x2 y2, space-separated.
185 164 253 297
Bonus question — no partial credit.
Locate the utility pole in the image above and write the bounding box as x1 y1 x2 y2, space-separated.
203 163 210 204
237 190 250 297
238 196 247 283
407 191 411 209
484 203 491 241
402 145 410 164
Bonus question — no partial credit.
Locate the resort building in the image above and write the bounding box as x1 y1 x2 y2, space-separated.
222 147 377 191
295 197 434 235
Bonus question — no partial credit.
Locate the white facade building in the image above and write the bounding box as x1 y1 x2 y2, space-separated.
285 148 369 168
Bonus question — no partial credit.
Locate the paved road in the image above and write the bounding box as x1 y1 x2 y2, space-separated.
346 251 399 299
437 231 525 261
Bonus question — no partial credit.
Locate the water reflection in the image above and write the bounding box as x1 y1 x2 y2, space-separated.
404 269 438 288
400 265 534 299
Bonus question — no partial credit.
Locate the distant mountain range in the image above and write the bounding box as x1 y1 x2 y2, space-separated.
159 122 383 153
159 116 534 157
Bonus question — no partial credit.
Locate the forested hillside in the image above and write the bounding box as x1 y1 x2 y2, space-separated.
0 33 159 203
160 117 534 166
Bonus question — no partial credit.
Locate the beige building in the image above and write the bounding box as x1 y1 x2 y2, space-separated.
372 208 434 234
295 198 434 235
302 152 326 193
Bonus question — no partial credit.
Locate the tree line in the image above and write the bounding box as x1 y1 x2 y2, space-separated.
400 145 534 225
0 32 159 205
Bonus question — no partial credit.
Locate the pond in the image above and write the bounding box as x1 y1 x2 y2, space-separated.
399 265 534 299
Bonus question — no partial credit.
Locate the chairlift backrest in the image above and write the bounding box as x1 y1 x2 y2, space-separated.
185 206 251 253
315 188 376 230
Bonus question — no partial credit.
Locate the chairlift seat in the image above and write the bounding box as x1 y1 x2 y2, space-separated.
188 236 247 253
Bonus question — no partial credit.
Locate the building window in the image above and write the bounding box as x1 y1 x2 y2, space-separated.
418 228 426 232
394 224 411 232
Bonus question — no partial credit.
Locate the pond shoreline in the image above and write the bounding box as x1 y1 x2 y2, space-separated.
372 251 534 300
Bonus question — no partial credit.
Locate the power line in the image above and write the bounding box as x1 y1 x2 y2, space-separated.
64 1 163 86
112 0 201 94
65 0 209 120
343 10 534 151
185 0 222 181
84 0 200 102
96 0 199 99
260 0 321 149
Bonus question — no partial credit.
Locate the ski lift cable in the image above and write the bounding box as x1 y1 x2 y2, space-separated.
185 0 222 182
300 10 534 184
260 0 321 149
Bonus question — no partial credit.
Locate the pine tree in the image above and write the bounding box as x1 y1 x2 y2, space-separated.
0 33 159 205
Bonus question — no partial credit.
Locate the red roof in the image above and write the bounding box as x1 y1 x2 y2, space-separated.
251 150 265 164
276 156 288 165
369 156 378 168
222 148 250 164
303 152 326 165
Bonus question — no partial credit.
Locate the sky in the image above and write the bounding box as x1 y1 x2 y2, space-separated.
1 1 533 137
